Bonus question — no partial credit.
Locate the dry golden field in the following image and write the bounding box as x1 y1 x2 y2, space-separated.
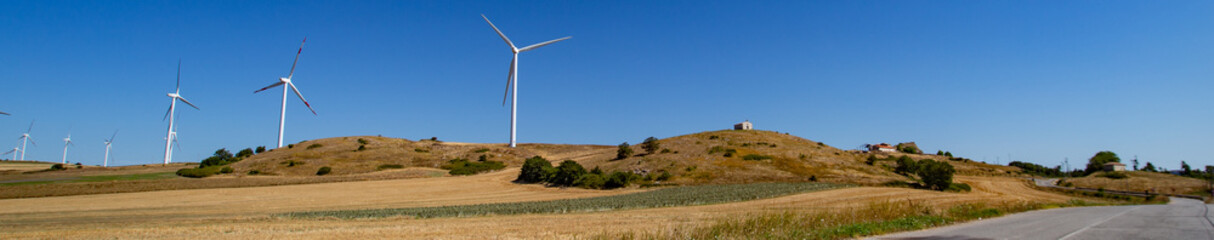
1067 171 1212 197
0 170 1073 239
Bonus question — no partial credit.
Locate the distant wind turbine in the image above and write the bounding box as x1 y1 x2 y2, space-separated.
103 131 117 167
163 60 200 165
254 38 317 148
17 121 34 161
0 110 9 115
4 148 19 160
481 14 571 148
60 133 74 164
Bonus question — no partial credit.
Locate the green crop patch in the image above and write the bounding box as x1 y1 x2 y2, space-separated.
283 182 850 219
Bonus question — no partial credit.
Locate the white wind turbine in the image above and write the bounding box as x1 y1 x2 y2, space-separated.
481 14 571 148
163 61 200 165
60 133 74 164
102 131 116 167
17 121 34 161
254 38 317 148
4 148 19 160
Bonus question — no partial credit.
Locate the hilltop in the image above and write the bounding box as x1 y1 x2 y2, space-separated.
228 130 1017 186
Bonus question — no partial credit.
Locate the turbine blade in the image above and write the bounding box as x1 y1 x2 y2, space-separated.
254 81 286 93
26 121 34 133
503 56 515 106
0 111 9 115
288 37 306 80
288 82 317 115
518 36 571 52
176 59 182 91
28 137 35 147
176 96 200 110
481 15 517 49
163 103 173 121
173 136 183 152
110 130 118 142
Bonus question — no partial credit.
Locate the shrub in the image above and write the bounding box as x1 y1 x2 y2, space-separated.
550 160 587 186
414 148 429 153
741 154 774 161
708 146 737 157
605 171 633 189
617 142 633 160
895 156 917 175
661 148 671 154
282 160 305 167
220 166 234 174
255 146 266 154
177 166 223 178
865 155 878 165
248 170 261 175
575 174 605 189
357 145 366 151
517 156 554 183
50 164 66 170
478 154 488 162
916 159 956 191
317 166 332 176
357 138 368 145
642 137 661 154
1100 172 1128 179
947 183 971 192
306 144 323 150
288 144 295 149
376 164 404 170
200 148 241 168
236 148 254 158
443 158 506 175
656 171 673 181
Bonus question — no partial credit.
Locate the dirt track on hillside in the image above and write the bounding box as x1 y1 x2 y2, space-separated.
0 171 1074 239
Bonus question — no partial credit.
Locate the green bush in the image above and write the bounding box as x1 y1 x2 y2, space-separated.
248 170 261 175
287 144 295 149
642 137 661 155
255 146 266 153
741 154 774 161
357 138 368 145
917 159 956 191
200 148 240 168
575 174 606 189
656 171 673 181
1100 172 1128 179
377 164 404 170
282 160 305 167
895 156 917 175
550 160 587 186
317 166 332 176
177 166 223 178
306 144 323 150
517 156 554 183
357 145 366 151
50 164 66 170
947 183 971 192
220 166 234 174
236 148 255 158
443 158 505 175
605 171 633 189
616 142 633 160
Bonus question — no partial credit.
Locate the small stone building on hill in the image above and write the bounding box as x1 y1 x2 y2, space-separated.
1103 162 1126 172
734 120 753 130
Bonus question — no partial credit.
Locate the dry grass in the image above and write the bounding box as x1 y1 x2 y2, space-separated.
1067 171 1212 197
0 173 1078 239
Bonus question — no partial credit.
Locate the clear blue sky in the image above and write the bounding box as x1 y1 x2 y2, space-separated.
1 1 1210 170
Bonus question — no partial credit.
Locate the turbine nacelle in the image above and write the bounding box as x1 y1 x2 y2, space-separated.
167 93 180 98
280 77 292 83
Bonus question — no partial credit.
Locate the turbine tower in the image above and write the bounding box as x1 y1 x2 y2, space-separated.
103 131 117 167
481 14 571 148
163 61 200 165
17 121 34 160
61 133 74 164
254 38 317 148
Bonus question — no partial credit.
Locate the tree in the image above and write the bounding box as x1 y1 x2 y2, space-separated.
1181 161 1192 176
936 150 944 156
944 151 953 158
895 156 917 175
236 148 255 158
550 160 587 186
255 146 266 154
641 137 660 155
516 156 554 183
605 171 632 189
616 142 633 160
916 159 955 191
1084 151 1121 175
1142 162 1157 172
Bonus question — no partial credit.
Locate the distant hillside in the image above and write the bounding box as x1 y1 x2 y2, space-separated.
227 131 1019 185
229 136 611 176
1067 171 1211 197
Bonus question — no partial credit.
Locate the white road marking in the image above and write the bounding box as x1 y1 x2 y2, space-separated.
1059 205 1140 240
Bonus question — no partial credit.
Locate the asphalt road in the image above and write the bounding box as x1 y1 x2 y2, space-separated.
871 198 1214 240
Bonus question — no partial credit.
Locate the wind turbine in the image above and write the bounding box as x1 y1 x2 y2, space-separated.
3 147 17 160
0 110 9 115
163 60 200 165
102 131 117 167
60 133 74 164
481 14 571 148
17 121 34 161
254 38 317 148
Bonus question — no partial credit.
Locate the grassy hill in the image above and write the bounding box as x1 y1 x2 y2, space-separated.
224 131 1020 186
1066 171 1212 197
